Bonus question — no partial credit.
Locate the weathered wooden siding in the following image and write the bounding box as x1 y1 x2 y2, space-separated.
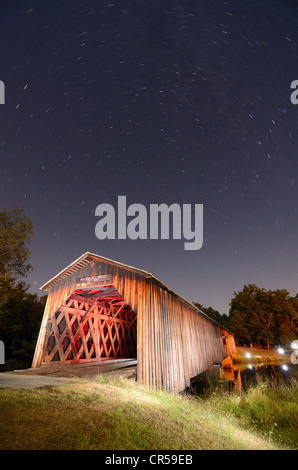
32 255 235 392
139 282 228 392
221 330 237 357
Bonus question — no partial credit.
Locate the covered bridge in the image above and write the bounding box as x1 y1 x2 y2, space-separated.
32 252 236 392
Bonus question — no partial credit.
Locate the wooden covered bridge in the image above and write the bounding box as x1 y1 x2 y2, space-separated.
32 252 236 392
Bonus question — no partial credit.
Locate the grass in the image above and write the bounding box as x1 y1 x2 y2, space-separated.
0 373 295 450
191 377 298 449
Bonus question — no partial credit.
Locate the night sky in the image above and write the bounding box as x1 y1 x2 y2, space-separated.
0 0 297 314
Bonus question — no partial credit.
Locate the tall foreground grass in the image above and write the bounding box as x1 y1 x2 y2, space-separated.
190 376 298 449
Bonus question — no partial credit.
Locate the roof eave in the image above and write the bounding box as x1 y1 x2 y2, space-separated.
40 251 234 336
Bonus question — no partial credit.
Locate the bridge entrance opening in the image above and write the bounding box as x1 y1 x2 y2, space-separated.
43 285 137 364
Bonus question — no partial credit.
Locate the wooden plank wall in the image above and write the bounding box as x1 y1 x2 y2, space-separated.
221 330 237 357
139 282 228 392
32 258 233 392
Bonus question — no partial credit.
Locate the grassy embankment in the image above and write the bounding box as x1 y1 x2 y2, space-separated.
0 371 297 450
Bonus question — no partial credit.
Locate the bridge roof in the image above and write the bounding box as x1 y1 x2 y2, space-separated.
40 251 234 335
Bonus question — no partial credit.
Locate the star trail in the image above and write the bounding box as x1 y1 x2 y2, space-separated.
0 0 297 314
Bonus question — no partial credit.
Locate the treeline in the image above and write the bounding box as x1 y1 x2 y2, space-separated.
194 284 298 349
0 207 46 371
0 282 46 371
193 302 231 331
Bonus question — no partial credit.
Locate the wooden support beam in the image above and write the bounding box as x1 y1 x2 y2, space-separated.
128 315 137 330
60 305 131 324
51 314 65 362
108 300 127 325
79 295 101 323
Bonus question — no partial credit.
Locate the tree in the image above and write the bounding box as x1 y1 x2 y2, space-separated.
0 207 33 305
0 207 40 370
0 282 46 370
275 294 298 345
229 284 298 348
193 302 231 330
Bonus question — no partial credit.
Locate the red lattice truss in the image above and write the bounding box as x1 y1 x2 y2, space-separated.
43 286 137 363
